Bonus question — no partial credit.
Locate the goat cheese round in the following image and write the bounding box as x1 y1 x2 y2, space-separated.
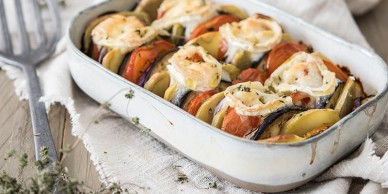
92 14 157 54
167 45 222 91
224 82 292 116
152 0 218 38
265 52 337 97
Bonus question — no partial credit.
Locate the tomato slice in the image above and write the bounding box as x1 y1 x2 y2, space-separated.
290 92 315 107
232 68 268 85
221 107 262 137
187 90 217 116
121 40 175 84
266 41 309 75
322 59 349 82
190 14 240 39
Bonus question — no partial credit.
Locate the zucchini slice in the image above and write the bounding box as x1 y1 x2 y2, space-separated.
134 0 164 21
334 76 358 118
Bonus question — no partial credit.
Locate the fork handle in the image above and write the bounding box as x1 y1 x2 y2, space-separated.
23 65 58 163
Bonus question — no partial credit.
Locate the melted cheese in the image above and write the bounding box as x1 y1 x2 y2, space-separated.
167 45 222 91
265 52 337 97
152 0 218 38
224 82 292 116
92 15 157 54
219 14 282 63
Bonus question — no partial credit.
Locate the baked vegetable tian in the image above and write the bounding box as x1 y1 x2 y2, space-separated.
81 0 374 143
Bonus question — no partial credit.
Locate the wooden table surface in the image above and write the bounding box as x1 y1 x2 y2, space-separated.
1 1 387 191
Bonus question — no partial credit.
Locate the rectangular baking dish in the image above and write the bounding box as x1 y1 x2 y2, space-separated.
66 0 388 192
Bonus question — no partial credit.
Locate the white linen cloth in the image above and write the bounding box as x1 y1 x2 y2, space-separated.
1 0 387 193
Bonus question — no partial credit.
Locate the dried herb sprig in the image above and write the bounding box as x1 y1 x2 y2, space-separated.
0 147 134 193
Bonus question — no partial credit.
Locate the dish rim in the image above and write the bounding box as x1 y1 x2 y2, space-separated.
67 0 388 147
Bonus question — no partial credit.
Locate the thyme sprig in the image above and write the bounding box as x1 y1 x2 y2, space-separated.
1 147 132 193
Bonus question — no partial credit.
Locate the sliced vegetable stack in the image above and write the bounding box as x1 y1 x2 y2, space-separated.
82 0 373 143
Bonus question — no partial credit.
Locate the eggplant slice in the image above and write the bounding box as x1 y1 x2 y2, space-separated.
251 106 305 140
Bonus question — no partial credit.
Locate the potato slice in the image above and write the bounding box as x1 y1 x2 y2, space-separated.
211 106 228 128
281 33 293 42
218 5 248 20
164 83 177 102
186 32 222 60
230 49 252 70
144 71 170 97
281 109 340 137
101 49 125 73
196 92 225 124
222 64 241 82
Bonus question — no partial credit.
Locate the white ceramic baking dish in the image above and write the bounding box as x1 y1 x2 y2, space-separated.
66 0 388 192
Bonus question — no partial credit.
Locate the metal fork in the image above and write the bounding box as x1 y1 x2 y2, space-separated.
0 0 61 163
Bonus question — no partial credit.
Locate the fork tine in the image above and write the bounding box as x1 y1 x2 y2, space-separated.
45 0 62 51
14 0 31 53
31 0 47 45
0 0 13 54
